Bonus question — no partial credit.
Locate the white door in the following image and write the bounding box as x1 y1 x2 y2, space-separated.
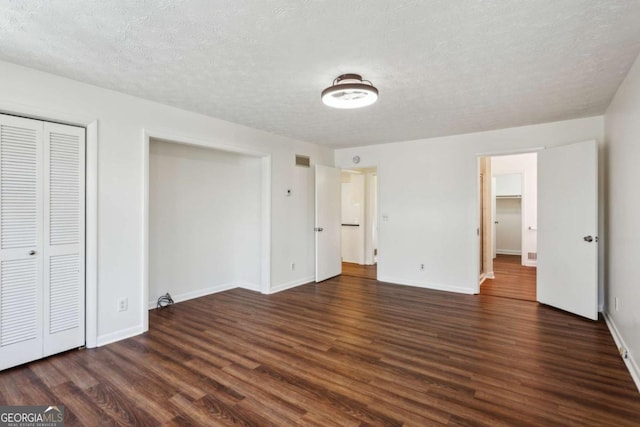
0 115 85 371
43 122 85 355
0 115 44 370
315 165 341 282
537 140 598 320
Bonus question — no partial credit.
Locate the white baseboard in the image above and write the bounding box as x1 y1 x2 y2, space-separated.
479 272 494 285
603 312 640 393
377 275 476 295
479 271 495 285
523 260 537 267
496 249 521 255
97 325 145 347
148 282 238 309
480 271 496 284
268 275 314 294
237 282 260 292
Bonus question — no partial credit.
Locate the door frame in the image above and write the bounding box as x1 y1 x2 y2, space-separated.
142 129 271 332
338 166 380 265
338 164 380 277
364 170 378 266
493 171 525 263
474 147 543 293
0 101 98 348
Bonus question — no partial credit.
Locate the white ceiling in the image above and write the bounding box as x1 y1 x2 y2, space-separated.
1 1 640 148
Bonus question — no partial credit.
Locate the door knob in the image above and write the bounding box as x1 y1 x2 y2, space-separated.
29 250 36 255
583 235 593 242
314 227 324 232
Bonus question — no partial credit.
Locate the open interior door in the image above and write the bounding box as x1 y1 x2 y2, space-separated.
315 164 341 282
537 140 598 320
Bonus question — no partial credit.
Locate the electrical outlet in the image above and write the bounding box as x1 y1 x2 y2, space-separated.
614 297 619 311
420 264 425 271
291 263 295 271
620 347 628 359
117 297 128 312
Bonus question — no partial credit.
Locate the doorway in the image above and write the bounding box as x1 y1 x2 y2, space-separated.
148 139 264 311
143 130 271 331
340 168 378 280
479 153 537 302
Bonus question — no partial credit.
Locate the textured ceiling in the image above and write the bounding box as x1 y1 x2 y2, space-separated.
1 1 640 148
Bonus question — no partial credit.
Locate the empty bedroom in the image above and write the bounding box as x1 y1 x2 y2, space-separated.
0 1 639 426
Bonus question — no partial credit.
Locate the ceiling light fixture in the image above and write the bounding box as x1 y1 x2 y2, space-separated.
321 74 378 109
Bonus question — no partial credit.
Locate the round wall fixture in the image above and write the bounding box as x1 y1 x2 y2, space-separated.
352 155 361 164
321 74 378 109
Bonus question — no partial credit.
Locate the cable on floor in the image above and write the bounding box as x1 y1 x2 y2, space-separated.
157 293 174 309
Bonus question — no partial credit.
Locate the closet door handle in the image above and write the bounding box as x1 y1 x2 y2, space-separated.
29 250 36 256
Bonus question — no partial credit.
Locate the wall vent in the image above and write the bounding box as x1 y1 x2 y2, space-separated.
528 252 537 260
295 155 310 167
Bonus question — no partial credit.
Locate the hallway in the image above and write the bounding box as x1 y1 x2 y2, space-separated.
480 254 536 301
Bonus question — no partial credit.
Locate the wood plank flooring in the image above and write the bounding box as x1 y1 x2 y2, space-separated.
480 254 537 301
1 275 639 426
342 261 377 280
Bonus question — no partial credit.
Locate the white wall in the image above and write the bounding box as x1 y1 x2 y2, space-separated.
149 140 262 307
604 52 640 390
0 60 333 346
335 117 604 297
492 153 538 266
341 172 365 264
495 197 522 254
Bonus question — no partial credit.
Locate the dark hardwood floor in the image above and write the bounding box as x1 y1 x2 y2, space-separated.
1 275 639 426
480 254 537 301
342 261 377 280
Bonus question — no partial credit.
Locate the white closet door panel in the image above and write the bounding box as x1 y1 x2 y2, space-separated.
0 258 43 369
0 115 44 370
1 258 38 344
43 122 85 355
1 124 40 249
49 254 81 333
49 131 82 246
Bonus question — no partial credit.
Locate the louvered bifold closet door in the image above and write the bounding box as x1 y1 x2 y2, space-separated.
0 115 44 370
43 122 85 356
